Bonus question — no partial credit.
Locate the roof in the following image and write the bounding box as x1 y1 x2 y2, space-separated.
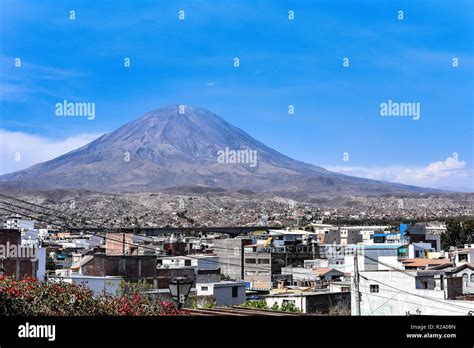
312 268 343 276
70 255 94 271
449 263 474 274
402 258 451 268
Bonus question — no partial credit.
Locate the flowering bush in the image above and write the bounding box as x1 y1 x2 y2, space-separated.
0 276 181 316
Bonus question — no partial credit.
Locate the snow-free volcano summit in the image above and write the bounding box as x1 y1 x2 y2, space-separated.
0 105 433 197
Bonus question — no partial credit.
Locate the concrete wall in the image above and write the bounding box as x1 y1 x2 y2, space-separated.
214 238 251 280
197 281 246 306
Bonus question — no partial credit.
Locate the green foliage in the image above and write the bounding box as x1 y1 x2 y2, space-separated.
442 219 474 250
119 279 151 297
0 276 180 316
220 274 231 281
241 300 268 309
279 301 302 313
202 300 217 309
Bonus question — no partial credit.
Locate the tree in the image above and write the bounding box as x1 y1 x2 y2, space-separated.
442 219 474 250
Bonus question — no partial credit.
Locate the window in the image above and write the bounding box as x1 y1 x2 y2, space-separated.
370 284 379 293
232 286 238 297
157 259 163 265
462 273 469 285
282 299 295 305
459 254 468 262
201 286 208 291
245 258 256 264
258 259 270 264
398 248 408 257
184 259 191 266
471 274 474 283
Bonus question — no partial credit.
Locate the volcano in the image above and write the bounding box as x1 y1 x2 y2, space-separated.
0 105 434 197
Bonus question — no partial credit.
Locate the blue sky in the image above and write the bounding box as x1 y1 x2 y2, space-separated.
0 0 473 191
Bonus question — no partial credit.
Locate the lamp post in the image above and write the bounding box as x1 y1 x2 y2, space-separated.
168 277 193 309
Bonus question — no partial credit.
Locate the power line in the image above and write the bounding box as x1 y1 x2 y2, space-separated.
359 273 474 312
3 195 470 313
0 204 339 279
359 290 468 315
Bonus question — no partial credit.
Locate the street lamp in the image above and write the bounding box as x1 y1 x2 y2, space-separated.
168 277 193 309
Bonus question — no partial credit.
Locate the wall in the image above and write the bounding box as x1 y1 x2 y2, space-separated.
0 229 38 279
81 254 158 282
265 292 350 314
213 282 246 306
214 238 251 280
352 270 474 315
49 276 122 296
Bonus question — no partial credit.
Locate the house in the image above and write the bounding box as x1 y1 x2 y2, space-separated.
196 281 246 307
265 290 350 314
401 258 451 270
448 264 474 294
243 233 318 291
406 223 442 251
157 255 221 283
452 244 474 265
49 274 122 296
352 269 474 315
431 263 474 294
281 266 344 287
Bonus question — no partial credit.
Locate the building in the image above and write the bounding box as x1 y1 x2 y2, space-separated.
49 273 122 296
281 266 344 287
213 237 252 280
406 223 442 251
0 228 46 280
2 216 35 231
352 269 474 315
452 244 474 265
196 281 246 306
105 232 135 255
448 264 474 294
265 290 350 314
157 255 221 283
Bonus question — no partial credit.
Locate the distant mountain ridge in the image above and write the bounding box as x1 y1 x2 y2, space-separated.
0 105 437 198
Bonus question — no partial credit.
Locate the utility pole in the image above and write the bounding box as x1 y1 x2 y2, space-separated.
354 249 361 316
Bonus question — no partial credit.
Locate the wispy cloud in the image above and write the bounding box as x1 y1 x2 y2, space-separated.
326 154 473 192
0 55 85 101
0 129 102 175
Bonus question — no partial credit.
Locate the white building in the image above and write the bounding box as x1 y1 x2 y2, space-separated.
453 244 474 265
3 216 35 231
352 270 474 315
157 255 219 271
196 281 246 306
49 274 122 296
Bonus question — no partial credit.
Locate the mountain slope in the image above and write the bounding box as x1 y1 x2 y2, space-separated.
0 105 435 196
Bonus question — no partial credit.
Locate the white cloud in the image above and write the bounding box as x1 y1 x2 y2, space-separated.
0 129 103 175
326 154 473 192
